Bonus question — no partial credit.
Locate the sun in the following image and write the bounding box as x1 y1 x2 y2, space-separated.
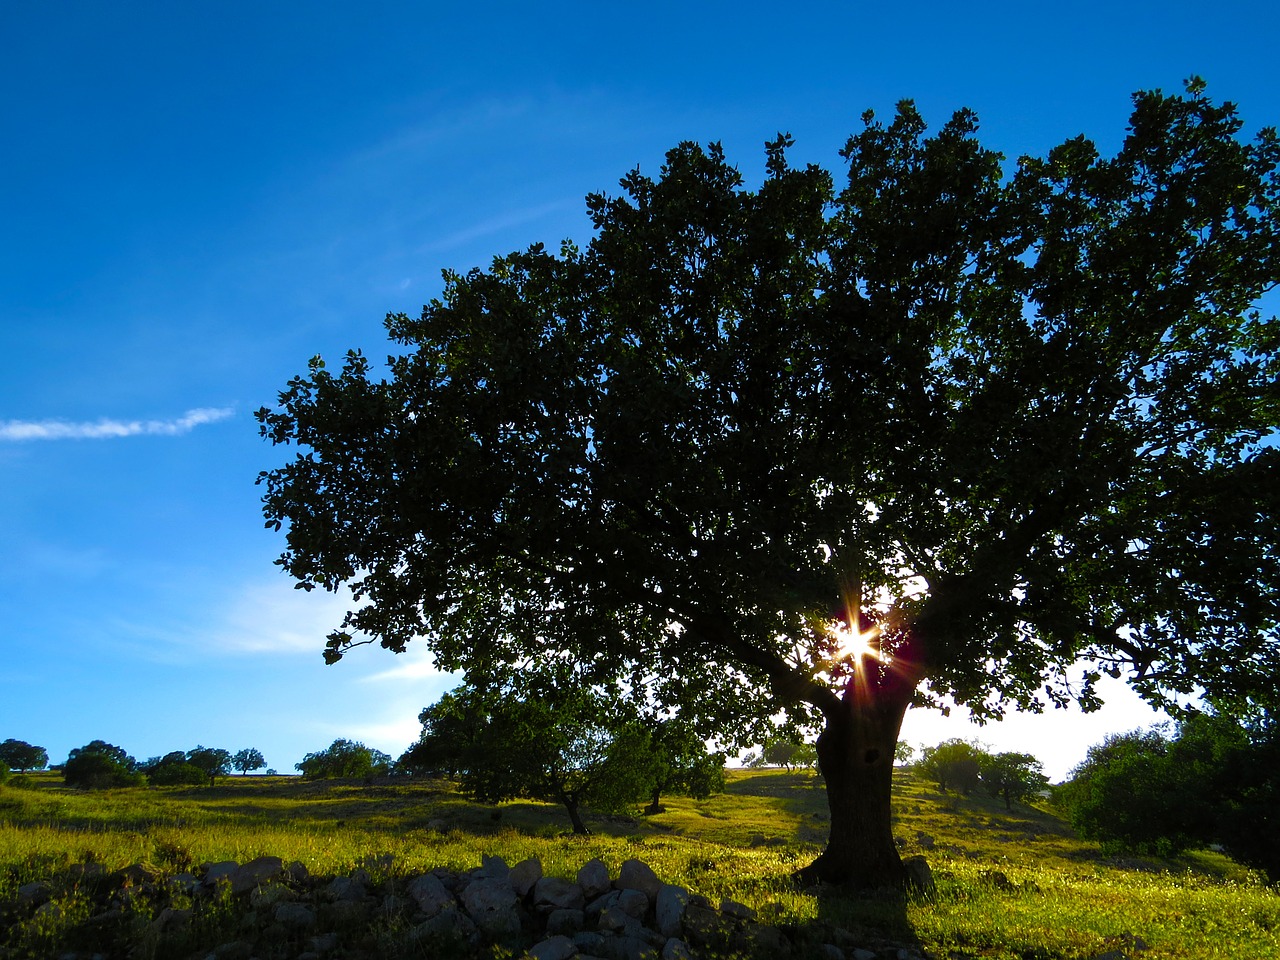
831 618 881 663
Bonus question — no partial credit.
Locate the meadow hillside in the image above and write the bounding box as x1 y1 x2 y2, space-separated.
0 767 1275 959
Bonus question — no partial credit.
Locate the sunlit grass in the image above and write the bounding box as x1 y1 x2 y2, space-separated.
2 767 1276 958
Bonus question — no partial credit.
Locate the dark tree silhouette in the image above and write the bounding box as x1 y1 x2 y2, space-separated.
0 739 48 773
258 81 1280 888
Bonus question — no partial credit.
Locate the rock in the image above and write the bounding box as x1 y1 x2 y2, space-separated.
599 904 632 933
915 831 935 850
615 859 662 902
654 884 689 938
680 902 726 949
411 905 480 947
426 818 448 831
407 872 455 917
529 934 578 960
478 853 510 880
903 856 936 898
850 949 877 960
511 857 544 897
324 875 367 902
617 888 649 919
229 856 285 895
307 932 340 953
201 861 239 886
574 930 608 954
324 899 371 925
818 945 845 960
546 906 586 935
601 933 660 960
460 876 521 941
578 858 612 900
534 875 586 913
586 889 622 922
108 863 160 889
719 897 756 921
274 902 317 930
662 939 694 960
250 884 294 908
17 881 52 906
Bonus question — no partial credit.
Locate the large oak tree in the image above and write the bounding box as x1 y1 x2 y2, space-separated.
258 81 1279 888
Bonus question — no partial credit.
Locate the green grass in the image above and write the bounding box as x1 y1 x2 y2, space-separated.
1 768 1276 959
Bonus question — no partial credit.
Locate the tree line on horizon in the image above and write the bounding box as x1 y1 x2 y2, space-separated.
7 698 1280 885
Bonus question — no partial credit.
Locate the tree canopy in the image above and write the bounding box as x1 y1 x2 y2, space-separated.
232 748 267 775
258 81 1280 887
64 741 142 790
402 677 662 834
296 739 392 780
1057 710 1280 879
0 740 47 774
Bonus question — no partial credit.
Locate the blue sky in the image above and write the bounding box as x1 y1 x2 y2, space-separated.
2 1 1276 781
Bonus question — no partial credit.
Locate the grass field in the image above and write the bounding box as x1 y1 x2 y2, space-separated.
1 767 1276 959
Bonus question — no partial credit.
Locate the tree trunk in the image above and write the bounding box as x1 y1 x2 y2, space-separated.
796 659 915 890
644 788 664 816
560 794 590 835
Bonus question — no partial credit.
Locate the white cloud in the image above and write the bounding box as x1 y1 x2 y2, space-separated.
0 407 233 441
418 200 572 255
209 580 358 655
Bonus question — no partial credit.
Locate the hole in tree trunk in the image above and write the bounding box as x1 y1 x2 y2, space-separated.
864 749 880 764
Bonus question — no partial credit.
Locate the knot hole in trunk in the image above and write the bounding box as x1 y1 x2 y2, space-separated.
864 748 880 764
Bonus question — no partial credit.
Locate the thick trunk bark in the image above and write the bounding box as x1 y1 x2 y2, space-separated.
560 794 590 835
796 659 915 890
644 788 664 816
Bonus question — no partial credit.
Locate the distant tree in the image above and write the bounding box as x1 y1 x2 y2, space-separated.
0 739 48 773
296 739 392 780
63 741 142 789
1058 727 1210 858
403 679 657 834
185 746 233 786
894 743 916 766
144 751 207 787
978 751 1049 810
917 740 986 796
0 761 9 786
638 719 726 815
793 742 819 772
1059 711 1280 879
231 748 267 776
1210 710 1280 883
763 742 802 772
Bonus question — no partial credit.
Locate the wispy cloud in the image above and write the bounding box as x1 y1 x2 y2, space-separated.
0 407 233 441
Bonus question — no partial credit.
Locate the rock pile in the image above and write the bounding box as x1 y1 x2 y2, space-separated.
6 854 934 960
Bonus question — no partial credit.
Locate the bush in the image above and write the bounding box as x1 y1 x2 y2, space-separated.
64 752 143 790
296 739 392 780
0 739 48 773
63 741 142 790
917 739 986 796
148 762 208 786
